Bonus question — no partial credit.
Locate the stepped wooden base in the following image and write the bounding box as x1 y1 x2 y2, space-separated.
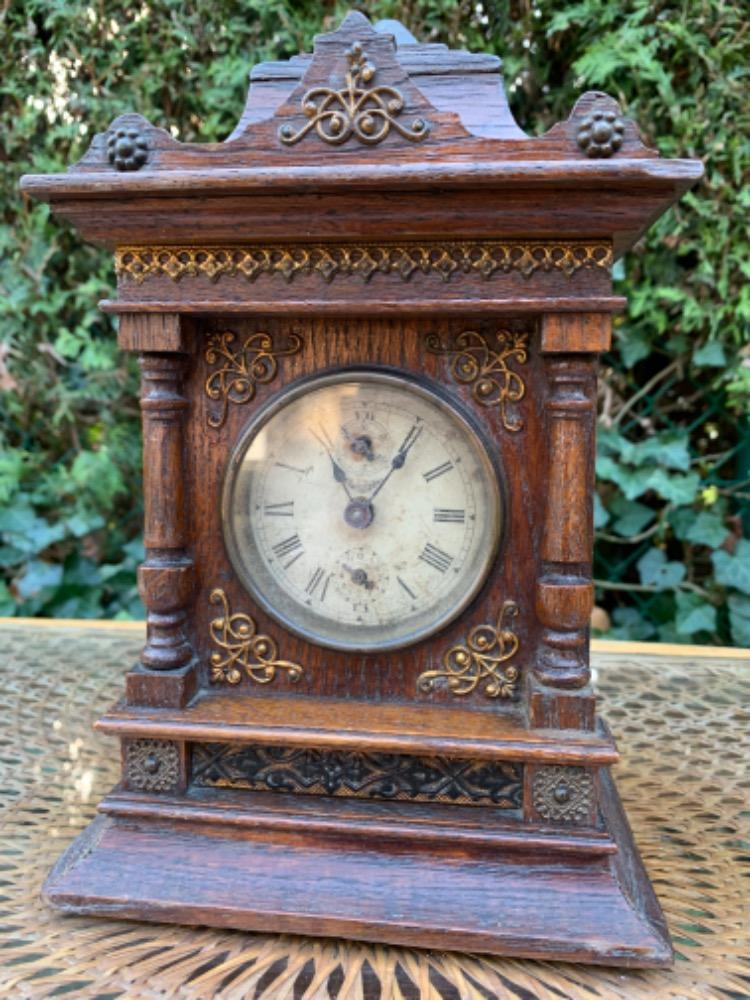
43 768 672 968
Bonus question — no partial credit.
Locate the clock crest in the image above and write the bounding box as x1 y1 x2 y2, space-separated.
22 10 702 967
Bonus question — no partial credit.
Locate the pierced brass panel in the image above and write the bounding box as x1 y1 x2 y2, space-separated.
114 241 613 285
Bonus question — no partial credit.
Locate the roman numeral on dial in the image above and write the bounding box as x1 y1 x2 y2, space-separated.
305 566 330 601
419 543 454 573
422 461 454 483
272 533 303 568
264 501 294 517
433 508 465 523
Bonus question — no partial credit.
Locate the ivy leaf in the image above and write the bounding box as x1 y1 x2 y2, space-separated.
593 493 609 529
0 505 66 555
712 541 750 595
15 559 63 599
609 606 656 641
683 511 728 548
610 497 655 536
693 341 726 367
638 548 686 589
0 580 15 616
65 512 106 537
642 469 701 505
728 594 750 646
616 327 651 367
674 591 716 636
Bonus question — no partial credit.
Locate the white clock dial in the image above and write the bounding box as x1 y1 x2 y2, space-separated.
223 370 502 651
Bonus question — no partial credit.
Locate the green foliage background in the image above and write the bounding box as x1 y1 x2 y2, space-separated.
1 0 748 640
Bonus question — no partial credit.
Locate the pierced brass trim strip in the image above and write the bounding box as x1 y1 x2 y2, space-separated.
278 41 428 147
417 601 521 699
208 589 303 686
204 329 302 428
115 242 613 286
426 329 528 432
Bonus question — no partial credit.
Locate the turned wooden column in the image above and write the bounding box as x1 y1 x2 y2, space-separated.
119 314 196 706
138 351 193 669
530 313 610 729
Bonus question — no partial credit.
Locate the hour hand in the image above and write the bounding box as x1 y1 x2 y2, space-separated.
312 428 352 498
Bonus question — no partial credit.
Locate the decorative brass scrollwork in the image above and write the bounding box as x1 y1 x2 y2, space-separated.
208 589 303 686
417 601 520 699
204 330 301 428
278 41 428 147
426 329 528 432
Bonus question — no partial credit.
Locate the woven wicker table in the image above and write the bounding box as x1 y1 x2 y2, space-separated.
1 620 747 999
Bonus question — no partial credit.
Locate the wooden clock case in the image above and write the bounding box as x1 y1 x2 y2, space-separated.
21 12 703 967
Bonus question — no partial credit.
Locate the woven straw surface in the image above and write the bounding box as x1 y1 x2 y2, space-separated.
0 622 747 999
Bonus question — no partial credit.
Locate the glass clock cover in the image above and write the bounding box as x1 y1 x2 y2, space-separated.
223 370 502 651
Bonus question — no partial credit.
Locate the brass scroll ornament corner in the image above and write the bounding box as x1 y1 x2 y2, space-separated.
417 601 521 699
278 41 429 147
203 329 302 429
208 589 303 686
426 329 528 432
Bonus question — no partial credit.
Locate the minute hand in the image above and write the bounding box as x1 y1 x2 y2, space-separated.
367 424 423 502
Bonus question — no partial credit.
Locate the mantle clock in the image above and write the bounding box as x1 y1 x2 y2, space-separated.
21 12 702 967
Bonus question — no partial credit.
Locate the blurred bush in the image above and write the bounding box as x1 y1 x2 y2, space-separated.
1 0 748 640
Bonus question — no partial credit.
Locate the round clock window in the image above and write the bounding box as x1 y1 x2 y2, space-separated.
222 370 503 651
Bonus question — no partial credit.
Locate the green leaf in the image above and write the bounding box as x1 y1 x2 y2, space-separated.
683 511 728 548
637 548 686 589
610 497 655 536
593 493 609 529
0 505 66 555
609 606 656 641
627 434 691 472
617 327 651 367
674 591 716 637
693 341 726 367
0 580 15 616
712 541 750 595
728 594 750 646
15 559 63 599
70 449 125 507
642 469 701 505
65 512 106 537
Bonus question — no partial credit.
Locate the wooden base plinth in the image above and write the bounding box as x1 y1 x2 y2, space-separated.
43 769 672 968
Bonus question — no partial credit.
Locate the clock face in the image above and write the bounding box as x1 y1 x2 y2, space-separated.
222 370 502 652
